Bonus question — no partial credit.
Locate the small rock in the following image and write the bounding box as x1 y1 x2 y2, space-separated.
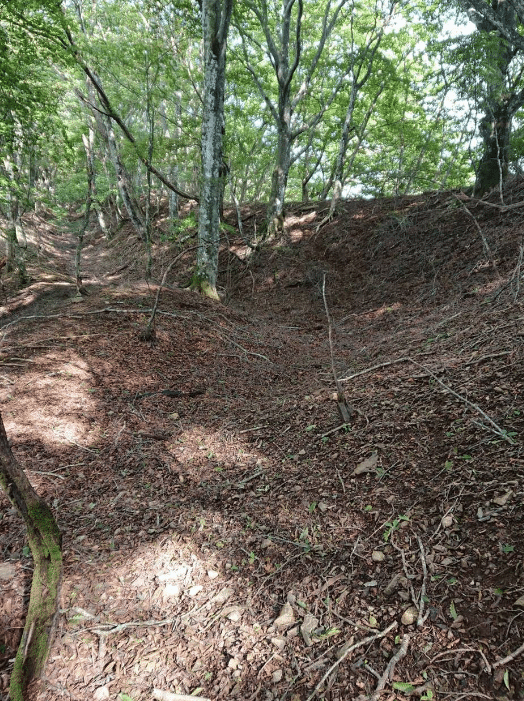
228 657 239 670
207 570 219 579
441 514 454 529
372 551 385 562
271 636 286 650
211 586 234 604
261 538 273 548
300 613 319 646
0 563 16 580
163 583 181 599
514 595 524 608
187 585 203 597
224 606 243 622
364 580 377 587
318 501 329 513
401 606 418 625
274 602 295 627
272 669 283 683
353 452 378 475
93 686 110 701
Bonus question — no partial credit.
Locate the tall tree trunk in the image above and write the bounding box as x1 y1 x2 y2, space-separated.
194 0 233 299
0 413 62 701
474 99 512 195
101 113 147 239
267 121 291 236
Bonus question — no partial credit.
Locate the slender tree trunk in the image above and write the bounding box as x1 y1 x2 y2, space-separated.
194 0 233 299
0 413 62 701
101 113 147 239
267 120 291 236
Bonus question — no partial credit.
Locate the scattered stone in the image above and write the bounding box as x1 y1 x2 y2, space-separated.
364 580 378 587
188 585 203 597
271 636 286 650
372 551 385 562
441 514 454 529
274 602 295 627
93 686 110 700
493 490 513 506
163 583 181 599
207 570 219 579
401 606 418 625
318 501 329 512
300 613 319 646
353 452 378 475
261 538 273 548
210 587 234 605
272 669 283 683
0 563 16 580
514 595 524 608
222 606 243 622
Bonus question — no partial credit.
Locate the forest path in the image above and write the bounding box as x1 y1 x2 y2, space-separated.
0 195 523 701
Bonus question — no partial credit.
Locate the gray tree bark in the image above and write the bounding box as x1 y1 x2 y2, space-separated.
460 0 524 195
194 0 233 299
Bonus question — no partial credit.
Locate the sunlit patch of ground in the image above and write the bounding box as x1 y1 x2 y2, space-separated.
2 352 96 446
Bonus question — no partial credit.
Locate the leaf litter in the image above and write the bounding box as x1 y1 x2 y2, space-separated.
0 188 523 700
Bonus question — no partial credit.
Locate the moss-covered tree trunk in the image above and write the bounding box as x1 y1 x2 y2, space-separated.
0 412 62 701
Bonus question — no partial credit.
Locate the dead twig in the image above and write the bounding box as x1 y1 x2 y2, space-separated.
369 633 410 701
408 358 516 445
492 640 524 669
452 195 500 277
416 535 430 627
340 357 411 382
321 274 354 422
153 691 211 701
141 245 199 340
305 621 397 701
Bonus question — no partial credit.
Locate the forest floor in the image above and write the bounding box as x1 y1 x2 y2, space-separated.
0 183 523 701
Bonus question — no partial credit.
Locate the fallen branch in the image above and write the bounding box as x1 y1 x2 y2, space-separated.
153 690 211 701
339 357 411 382
321 274 354 422
408 358 516 445
305 621 397 701
416 535 430 627
452 195 500 277
492 640 524 669
369 633 410 701
141 246 199 341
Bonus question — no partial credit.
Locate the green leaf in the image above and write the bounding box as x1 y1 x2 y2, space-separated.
503 669 510 690
393 681 416 694
449 601 458 620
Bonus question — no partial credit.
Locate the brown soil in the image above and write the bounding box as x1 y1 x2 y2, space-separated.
1 184 524 701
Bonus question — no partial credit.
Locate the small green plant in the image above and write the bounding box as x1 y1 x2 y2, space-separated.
383 514 410 541
393 681 415 694
449 601 458 620
308 502 317 513
501 543 515 554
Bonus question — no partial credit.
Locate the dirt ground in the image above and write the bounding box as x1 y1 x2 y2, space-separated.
0 184 523 701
